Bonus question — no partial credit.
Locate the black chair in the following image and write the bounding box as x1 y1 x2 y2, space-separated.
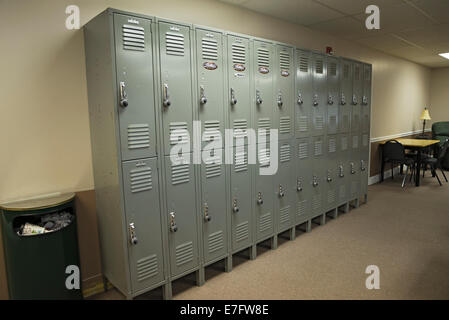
421 139 449 186
383 139 416 188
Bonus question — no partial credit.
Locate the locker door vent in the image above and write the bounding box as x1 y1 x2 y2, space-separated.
315 58 324 74
327 190 336 205
312 195 321 214
329 62 337 76
232 42 246 64
314 140 323 156
328 138 337 154
279 51 290 71
171 163 190 185
204 120 220 141
206 163 222 179
298 53 309 73
128 124 150 150
298 142 309 159
341 136 348 151
122 24 145 51
169 122 189 145
235 151 248 172
297 115 308 132
208 231 224 254
280 206 290 225
365 68 371 80
339 185 346 199
258 118 271 132
130 167 153 193
201 38 218 60
343 115 349 129
233 119 248 138
280 144 291 163
329 115 337 129
257 48 270 68
136 254 158 282
354 66 360 80
235 221 249 242
315 116 324 130
165 32 185 56
259 213 272 232
175 241 193 266
362 134 369 147
352 136 359 149
279 117 291 134
259 148 270 167
297 200 307 217
343 64 350 79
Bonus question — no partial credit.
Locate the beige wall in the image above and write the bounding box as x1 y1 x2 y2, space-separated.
430 67 449 125
0 0 431 201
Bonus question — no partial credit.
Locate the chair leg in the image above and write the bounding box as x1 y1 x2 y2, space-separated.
391 163 394 180
440 168 448 182
402 165 409 188
433 170 442 186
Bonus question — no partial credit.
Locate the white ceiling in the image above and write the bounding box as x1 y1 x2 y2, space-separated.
219 0 449 68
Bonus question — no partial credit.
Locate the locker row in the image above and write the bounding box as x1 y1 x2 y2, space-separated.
83 9 371 300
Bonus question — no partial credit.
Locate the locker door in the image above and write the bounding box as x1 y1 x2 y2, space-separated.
230 145 252 252
351 62 363 134
311 136 325 217
337 133 350 205
362 65 372 134
122 158 164 292
275 45 294 141
200 149 227 264
325 135 338 211
196 29 225 149
165 154 199 277
349 134 361 200
312 53 327 137
295 49 313 139
228 35 251 146
339 60 352 133
296 138 312 224
253 40 274 140
275 140 295 232
360 132 369 198
114 14 157 161
326 57 339 135
254 147 274 241
159 22 193 155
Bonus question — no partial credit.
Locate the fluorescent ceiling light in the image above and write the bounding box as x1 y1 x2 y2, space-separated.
439 53 449 60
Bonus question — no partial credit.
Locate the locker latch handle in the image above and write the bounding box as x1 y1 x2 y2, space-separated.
277 92 283 107
312 176 319 187
169 212 178 232
327 170 333 182
352 94 358 105
203 203 211 222
328 94 334 105
163 84 171 107
232 199 239 213
297 180 303 192
278 185 285 197
350 163 356 174
341 93 346 105
361 160 366 171
200 85 207 105
119 82 128 108
362 96 368 105
257 192 264 205
129 222 138 245
313 94 319 106
230 88 237 106
339 165 344 178
256 90 263 105
297 93 303 105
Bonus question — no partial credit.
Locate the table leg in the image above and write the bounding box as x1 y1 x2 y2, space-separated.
380 156 385 183
416 149 421 187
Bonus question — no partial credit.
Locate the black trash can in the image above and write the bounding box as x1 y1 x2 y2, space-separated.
0 193 83 299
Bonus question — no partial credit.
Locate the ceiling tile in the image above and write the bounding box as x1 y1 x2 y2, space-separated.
396 24 449 52
314 0 404 15
408 0 449 24
308 16 369 40
355 34 413 51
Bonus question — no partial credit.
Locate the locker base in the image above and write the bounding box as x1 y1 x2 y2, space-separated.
162 282 172 300
312 213 326 226
326 207 338 219
196 267 205 286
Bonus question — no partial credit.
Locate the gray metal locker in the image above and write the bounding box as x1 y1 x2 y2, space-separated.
122 158 165 292
296 137 312 224
227 34 252 146
200 149 228 264
311 135 325 218
275 44 294 141
229 145 253 253
339 59 352 134
159 21 194 155
195 28 225 149
326 56 339 135
325 135 338 211
275 140 295 233
349 134 361 201
115 14 157 161
295 49 313 139
351 62 363 134
337 133 350 206
164 154 199 277
360 64 372 201
312 53 327 137
253 40 274 140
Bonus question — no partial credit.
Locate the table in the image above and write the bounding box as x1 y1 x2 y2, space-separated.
380 138 440 186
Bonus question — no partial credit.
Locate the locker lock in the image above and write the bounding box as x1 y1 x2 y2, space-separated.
119 82 128 108
313 94 319 106
341 93 346 105
278 185 285 198
312 176 319 187
361 160 366 171
256 90 263 105
277 92 283 107
257 192 264 205
327 170 333 182
200 85 207 105
163 84 171 107
204 203 211 222
297 93 303 105
339 165 344 178
230 88 237 106
352 94 358 105
129 222 138 245
232 199 239 213
297 180 303 192
350 162 356 174
362 96 368 105
169 212 178 232
328 94 334 105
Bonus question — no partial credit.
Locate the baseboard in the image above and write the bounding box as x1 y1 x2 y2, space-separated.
369 166 401 185
370 128 431 143
82 274 105 298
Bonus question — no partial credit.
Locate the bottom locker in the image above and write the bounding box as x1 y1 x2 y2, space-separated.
164 154 199 278
337 133 350 206
360 132 370 200
296 137 312 224
311 136 325 219
325 135 338 211
122 158 165 293
349 133 361 201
